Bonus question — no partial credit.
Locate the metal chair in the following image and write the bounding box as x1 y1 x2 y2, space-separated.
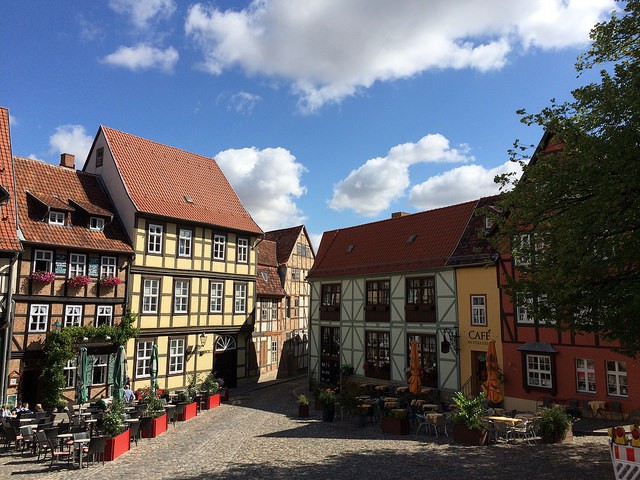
129 420 141 446
82 436 106 466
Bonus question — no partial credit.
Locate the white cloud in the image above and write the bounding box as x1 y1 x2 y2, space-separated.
227 91 262 115
48 125 93 169
184 0 614 111
109 0 176 29
102 44 178 72
329 134 473 216
409 161 523 211
214 147 307 231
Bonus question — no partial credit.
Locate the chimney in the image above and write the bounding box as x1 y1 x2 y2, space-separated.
60 153 75 169
391 212 409 219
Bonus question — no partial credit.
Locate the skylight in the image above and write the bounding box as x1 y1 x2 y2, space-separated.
184 194 193 203
407 234 417 244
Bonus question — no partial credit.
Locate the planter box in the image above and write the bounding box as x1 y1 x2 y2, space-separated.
381 416 409 435
298 404 309 417
177 402 198 421
453 424 488 446
141 413 167 438
202 393 221 410
104 428 130 461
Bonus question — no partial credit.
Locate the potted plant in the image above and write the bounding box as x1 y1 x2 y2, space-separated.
317 388 336 422
200 372 221 410
99 275 122 287
351 404 370 428
67 275 92 288
451 391 488 446
381 408 410 435
102 400 130 461
297 394 310 417
539 405 573 443
30 270 56 284
140 393 168 438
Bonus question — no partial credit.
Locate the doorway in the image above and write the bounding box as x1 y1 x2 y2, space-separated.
471 351 487 395
21 369 40 408
213 335 237 388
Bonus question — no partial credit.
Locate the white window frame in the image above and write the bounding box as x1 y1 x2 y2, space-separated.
213 234 226 260
271 340 278 364
178 228 192 257
607 360 628 397
526 354 552 388
64 305 82 327
28 304 49 332
136 340 154 378
237 238 248 263
33 250 53 272
234 283 247 313
48 210 65 225
517 296 534 324
169 338 185 374
68 253 87 278
93 354 108 385
148 224 163 254
142 279 160 314
210 281 224 313
471 295 487 326
89 217 105 231
576 358 596 393
174 280 189 314
100 256 117 278
96 305 113 326
64 359 76 389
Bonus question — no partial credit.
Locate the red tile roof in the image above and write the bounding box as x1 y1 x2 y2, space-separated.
101 126 262 235
257 239 278 267
308 200 479 279
446 196 498 266
257 265 286 297
264 225 306 265
13 157 133 253
0 108 22 251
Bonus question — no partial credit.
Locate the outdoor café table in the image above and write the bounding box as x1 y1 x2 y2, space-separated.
72 439 89 468
589 400 606 418
426 412 443 422
57 433 73 452
422 404 439 411
484 415 521 426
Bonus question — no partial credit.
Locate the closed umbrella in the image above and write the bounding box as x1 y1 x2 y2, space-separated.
75 347 89 405
113 345 124 402
408 340 422 395
482 339 503 404
150 343 159 396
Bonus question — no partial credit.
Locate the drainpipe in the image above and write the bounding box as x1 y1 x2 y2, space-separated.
1 252 19 403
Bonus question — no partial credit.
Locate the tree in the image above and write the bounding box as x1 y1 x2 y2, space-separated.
493 0 640 355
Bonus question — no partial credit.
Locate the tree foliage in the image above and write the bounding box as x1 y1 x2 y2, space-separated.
493 0 640 355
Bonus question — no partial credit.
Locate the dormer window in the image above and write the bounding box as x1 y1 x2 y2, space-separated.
48 210 65 225
90 217 105 231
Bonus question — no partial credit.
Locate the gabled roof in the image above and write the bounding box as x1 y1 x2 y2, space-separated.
100 126 262 235
264 225 313 265
257 240 286 296
0 108 21 252
308 200 479 279
257 239 278 267
13 157 132 253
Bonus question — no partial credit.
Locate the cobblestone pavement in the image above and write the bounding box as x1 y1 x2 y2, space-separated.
0 378 615 480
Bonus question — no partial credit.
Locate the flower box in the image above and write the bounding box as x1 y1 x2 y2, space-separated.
67 275 92 287
104 428 130 461
141 413 167 438
176 401 197 421
30 271 55 284
99 275 122 287
202 393 221 410
381 416 409 435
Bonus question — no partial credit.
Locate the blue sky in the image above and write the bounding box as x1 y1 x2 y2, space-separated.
2 0 616 249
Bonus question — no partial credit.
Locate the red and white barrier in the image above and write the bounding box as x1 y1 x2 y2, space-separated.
611 441 640 480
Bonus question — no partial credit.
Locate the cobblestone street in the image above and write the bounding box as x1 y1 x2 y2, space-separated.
0 377 614 479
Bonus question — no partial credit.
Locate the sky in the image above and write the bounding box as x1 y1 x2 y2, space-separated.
1 0 617 250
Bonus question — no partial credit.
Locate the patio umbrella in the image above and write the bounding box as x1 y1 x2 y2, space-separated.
408 340 422 395
482 339 503 404
75 347 89 405
113 345 124 402
150 343 159 396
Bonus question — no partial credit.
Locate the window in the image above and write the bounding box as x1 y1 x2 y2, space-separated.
213 234 226 260
406 277 435 306
68 253 86 277
178 228 192 257
100 256 117 278
96 305 113 326
516 296 534 324
291 268 300 281
260 299 278 331
366 280 390 306
169 338 185 374
89 217 105 231
526 354 552 388
48 210 65 225
364 331 391 380
92 355 108 384
174 280 190 314
271 340 278 364
237 238 249 263
33 250 53 272
142 279 160 314
607 361 628 397
210 281 224 313
234 283 247 313
576 358 596 393
64 305 82 327
64 360 76 388
96 147 104 167
517 295 552 324
28 304 49 332
407 334 438 388
147 224 163 254
321 284 341 308
515 233 532 266
471 295 487 326
136 340 154 378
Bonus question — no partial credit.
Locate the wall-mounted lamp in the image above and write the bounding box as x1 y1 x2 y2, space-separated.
440 327 459 355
